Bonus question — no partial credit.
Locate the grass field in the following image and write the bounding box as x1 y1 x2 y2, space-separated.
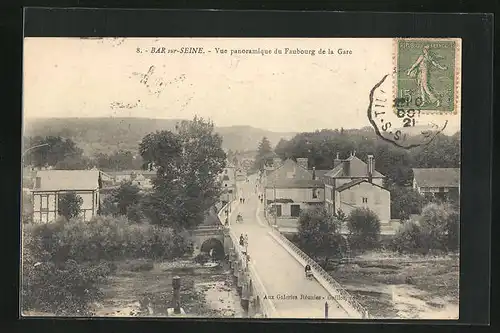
328 251 459 319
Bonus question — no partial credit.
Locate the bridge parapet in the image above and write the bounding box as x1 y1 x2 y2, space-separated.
216 201 277 318
269 226 370 319
226 230 277 318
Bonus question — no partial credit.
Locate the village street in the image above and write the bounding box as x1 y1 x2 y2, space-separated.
228 176 350 318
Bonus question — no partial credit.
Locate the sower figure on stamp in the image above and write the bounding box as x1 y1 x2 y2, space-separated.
406 45 448 107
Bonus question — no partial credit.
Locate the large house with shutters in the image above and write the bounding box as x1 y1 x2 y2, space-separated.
31 170 102 223
263 158 328 221
324 153 391 224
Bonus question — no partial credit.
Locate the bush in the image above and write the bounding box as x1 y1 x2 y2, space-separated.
419 203 456 252
346 207 381 252
22 226 112 315
22 215 194 315
22 258 112 316
391 221 425 254
26 215 194 262
391 203 460 255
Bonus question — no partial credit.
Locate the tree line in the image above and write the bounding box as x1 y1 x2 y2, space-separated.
273 127 460 187
23 136 144 171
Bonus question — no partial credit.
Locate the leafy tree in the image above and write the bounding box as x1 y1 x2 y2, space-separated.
254 136 275 171
55 155 92 170
112 182 141 216
139 117 226 230
389 185 428 221
419 202 458 252
25 136 84 168
94 150 143 171
57 192 83 220
346 208 381 252
100 181 144 222
391 220 424 254
296 207 344 268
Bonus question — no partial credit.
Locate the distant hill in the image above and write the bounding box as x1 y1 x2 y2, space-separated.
23 117 296 156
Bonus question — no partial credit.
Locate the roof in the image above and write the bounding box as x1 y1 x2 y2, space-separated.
107 170 156 176
266 158 313 182
412 168 460 188
336 179 388 192
312 169 330 181
265 179 325 189
324 156 384 178
33 170 100 191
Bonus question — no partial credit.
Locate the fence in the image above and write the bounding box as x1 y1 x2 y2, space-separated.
269 226 370 319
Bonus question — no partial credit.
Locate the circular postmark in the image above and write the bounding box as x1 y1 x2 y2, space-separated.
367 74 448 149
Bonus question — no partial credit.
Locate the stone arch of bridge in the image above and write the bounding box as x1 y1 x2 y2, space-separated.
200 238 225 259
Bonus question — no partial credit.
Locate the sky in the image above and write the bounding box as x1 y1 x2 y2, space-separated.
23 37 461 134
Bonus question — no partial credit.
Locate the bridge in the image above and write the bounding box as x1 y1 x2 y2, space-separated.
193 175 370 319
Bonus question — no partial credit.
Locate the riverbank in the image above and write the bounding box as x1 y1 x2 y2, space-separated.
327 251 459 319
93 259 245 317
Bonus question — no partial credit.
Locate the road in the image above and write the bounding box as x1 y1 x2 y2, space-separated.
229 175 350 319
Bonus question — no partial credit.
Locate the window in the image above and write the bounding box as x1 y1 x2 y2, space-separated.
41 195 49 212
312 189 318 199
362 197 368 204
35 177 41 189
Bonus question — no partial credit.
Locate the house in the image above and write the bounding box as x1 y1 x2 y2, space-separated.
235 168 247 181
220 163 237 202
264 158 325 221
412 168 460 201
31 170 101 223
324 153 391 224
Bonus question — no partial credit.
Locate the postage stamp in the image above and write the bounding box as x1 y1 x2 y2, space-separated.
393 38 461 114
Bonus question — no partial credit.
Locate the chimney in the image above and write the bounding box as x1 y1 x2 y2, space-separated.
312 166 316 180
296 158 308 169
367 155 374 183
333 153 341 168
343 159 350 176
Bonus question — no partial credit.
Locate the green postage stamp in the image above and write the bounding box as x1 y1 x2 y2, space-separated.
394 38 461 114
